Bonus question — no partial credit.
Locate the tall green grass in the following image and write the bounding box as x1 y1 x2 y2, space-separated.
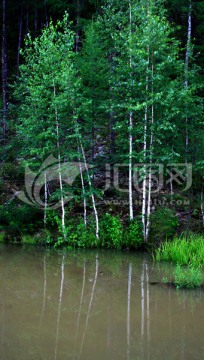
174 264 204 289
156 233 204 268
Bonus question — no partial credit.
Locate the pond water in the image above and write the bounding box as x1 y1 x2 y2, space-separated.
0 245 204 360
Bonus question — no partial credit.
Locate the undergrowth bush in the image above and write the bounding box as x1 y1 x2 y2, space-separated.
0 203 43 240
150 207 178 242
100 214 123 249
123 219 143 249
21 235 37 245
53 216 98 249
0 232 6 243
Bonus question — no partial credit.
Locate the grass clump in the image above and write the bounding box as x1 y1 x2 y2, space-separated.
174 264 204 289
156 232 204 267
21 235 36 245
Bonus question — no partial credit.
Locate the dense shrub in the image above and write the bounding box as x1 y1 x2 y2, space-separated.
0 162 24 182
123 219 143 249
0 203 43 240
53 216 98 249
100 214 123 249
149 207 178 242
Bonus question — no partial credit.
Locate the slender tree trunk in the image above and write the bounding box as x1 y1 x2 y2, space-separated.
74 113 99 238
129 0 133 221
185 0 192 89
170 163 174 201
184 0 192 163
109 49 115 184
109 51 115 158
74 18 87 228
53 80 66 240
129 111 133 221
2 0 7 143
78 145 87 227
17 4 23 76
201 188 204 225
79 137 99 238
75 0 81 52
142 44 150 242
44 172 48 227
146 59 154 241
109 111 115 158
91 83 95 161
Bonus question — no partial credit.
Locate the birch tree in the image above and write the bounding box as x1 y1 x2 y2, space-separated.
99 0 192 242
14 16 81 241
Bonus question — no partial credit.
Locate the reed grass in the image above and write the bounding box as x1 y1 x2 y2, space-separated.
156 232 204 268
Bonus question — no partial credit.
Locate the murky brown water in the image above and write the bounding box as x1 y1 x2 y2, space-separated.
0 245 204 360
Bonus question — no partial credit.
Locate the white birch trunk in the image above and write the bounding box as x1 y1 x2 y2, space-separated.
201 189 204 225
185 0 192 90
146 62 154 241
53 80 66 240
129 0 133 221
184 0 192 162
79 137 99 238
44 172 48 227
129 113 133 221
78 147 87 227
142 44 150 242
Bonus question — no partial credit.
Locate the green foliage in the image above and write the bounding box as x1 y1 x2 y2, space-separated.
174 264 204 289
14 14 80 163
100 214 123 249
150 207 178 242
123 219 143 249
54 216 98 249
0 162 24 182
0 203 43 240
156 232 204 267
2 0 203 247
0 232 6 243
22 229 54 245
21 235 36 245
